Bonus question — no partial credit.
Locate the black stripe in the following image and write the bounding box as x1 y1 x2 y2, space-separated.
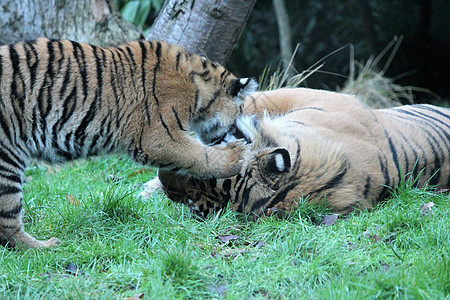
377 155 391 202
0 184 21 198
9 45 26 140
414 104 450 121
0 202 22 219
312 165 348 195
410 108 450 138
288 107 325 113
92 46 104 107
0 140 25 170
172 107 185 131
385 130 402 185
235 172 253 213
120 47 138 93
192 89 200 117
425 137 442 186
219 70 228 84
74 97 97 149
31 107 41 148
238 182 257 213
196 90 220 117
398 132 418 177
24 41 39 91
70 40 88 103
56 85 77 133
400 144 409 180
125 46 138 71
59 55 72 100
363 175 371 198
54 40 65 76
393 108 450 146
108 49 121 129
115 48 131 109
175 52 181 70
138 41 152 124
159 114 174 141
152 41 162 106
0 166 22 184
0 111 12 142
288 120 308 126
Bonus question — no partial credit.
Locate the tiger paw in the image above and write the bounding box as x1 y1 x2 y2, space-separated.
139 177 163 199
17 236 61 249
38 237 61 248
210 141 253 177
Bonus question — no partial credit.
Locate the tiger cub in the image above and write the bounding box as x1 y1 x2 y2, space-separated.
143 88 449 217
0 38 257 248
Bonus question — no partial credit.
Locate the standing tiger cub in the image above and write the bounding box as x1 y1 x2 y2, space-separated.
143 88 449 218
0 38 257 248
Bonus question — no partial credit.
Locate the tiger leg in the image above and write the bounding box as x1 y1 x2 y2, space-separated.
0 171 60 249
137 133 250 178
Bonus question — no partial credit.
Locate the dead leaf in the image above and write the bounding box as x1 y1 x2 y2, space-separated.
252 241 265 248
64 262 84 276
342 242 357 250
380 262 390 272
437 188 449 194
321 214 339 226
216 235 239 243
419 202 434 217
208 283 227 296
373 233 381 243
211 249 246 259
66 194 81 206
106 174 122 183
361 230 372 240
359 230 381 243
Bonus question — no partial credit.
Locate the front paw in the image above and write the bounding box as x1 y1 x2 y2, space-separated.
140 177 163 199
211 142 253 177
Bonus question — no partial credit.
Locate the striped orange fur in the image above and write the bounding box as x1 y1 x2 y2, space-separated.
146 88 449 217
0 38 257 248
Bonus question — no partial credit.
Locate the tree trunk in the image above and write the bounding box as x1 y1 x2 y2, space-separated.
272 0 293 72
147 0 257 64
0 0 140 46
0 0 255 65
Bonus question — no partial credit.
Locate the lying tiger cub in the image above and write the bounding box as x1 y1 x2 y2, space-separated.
142 88 450 217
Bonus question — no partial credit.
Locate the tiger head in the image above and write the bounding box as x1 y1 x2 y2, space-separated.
186 56 258 144
157 146 292 218
157 114 296 218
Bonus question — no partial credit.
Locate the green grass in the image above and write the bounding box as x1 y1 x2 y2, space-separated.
1 155 448 299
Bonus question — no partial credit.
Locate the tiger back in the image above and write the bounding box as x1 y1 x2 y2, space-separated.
0 38 257 248
148 88 449 217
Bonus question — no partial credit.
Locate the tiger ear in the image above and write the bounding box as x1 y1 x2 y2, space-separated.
266 148 291 173
229 77 258 101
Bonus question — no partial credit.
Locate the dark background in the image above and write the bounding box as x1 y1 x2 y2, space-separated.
126 0 450 102
226 0 450 102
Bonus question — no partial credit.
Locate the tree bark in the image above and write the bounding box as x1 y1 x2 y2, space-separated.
147 0 257 64
272 0 293 72
0 0 255 65
0 0 140 46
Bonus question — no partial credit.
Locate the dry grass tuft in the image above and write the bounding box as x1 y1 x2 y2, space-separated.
340 37 414 108
259 37 441 108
